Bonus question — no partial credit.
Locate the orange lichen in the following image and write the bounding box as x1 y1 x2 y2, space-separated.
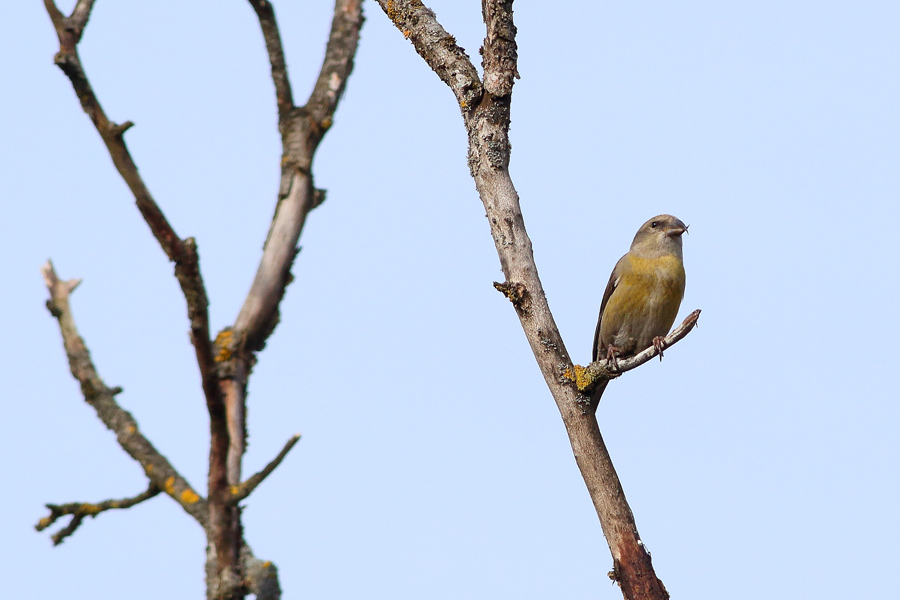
180 489 200 504
215 329 234 362
562 365 593 392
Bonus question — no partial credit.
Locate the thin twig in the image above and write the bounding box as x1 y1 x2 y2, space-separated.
247 0 294 118
570 310 702 395
230 435 300 504
40 261 208 525
36 483 161 546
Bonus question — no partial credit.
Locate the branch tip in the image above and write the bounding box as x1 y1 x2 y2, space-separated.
230 434 301 504
37 483 161 545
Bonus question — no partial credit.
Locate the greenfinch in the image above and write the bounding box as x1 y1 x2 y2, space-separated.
592 214 687 397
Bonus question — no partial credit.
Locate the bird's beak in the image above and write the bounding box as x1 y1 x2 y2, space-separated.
666 225 687 237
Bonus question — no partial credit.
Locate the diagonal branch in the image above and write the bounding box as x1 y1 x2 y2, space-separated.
375 2 699 599
41 261 208 525
379 0 482 111
36 482 161 546
569 310 702 397
42 0 225 480
229 435 300 504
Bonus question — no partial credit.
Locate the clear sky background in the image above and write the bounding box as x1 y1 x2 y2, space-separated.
3 1 898 598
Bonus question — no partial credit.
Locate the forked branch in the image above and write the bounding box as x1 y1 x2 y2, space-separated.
36 482 161 546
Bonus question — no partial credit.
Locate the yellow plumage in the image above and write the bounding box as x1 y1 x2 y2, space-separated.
593 215 687 365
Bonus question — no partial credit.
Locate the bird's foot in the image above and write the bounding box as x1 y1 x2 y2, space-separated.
652 336 667 361
606 345 622 371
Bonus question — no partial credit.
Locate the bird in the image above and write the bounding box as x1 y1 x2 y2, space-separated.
591 214 687 400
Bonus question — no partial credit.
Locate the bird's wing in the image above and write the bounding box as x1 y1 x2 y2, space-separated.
592 255 626 362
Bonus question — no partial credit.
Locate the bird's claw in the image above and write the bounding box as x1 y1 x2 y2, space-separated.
606 345 622 371
652 336 667 361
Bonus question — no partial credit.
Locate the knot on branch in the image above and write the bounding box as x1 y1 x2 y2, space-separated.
493 280 530 313
312 187 327 209
109 120 134 139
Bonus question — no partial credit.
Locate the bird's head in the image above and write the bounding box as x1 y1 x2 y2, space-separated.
630 214 688 259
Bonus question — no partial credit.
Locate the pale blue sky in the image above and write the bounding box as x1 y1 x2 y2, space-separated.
4 1 899 598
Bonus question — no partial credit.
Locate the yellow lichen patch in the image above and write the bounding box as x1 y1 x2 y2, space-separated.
563 365 593 392
180 489 200 504
165 477 176 495
460 100 468 108
126 425 136 435
37 517 52 529
144 463 153 475
403 29 411 39
320 117 332 130
215 329 234 363
262 561 272 569
230 485 240 496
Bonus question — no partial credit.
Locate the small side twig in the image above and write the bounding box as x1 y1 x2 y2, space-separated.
229 435 300 505
36 483 161 546
569 310 702 395
41 261 208 526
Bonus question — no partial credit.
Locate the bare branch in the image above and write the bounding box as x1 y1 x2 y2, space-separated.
42 0 225 466
247 0 294 118
242 545 282 600
229 435 300 504
36 483 161 546
376 0 482 110
481 0 519 97
41 261 208 525
306 0 364 124
376 3 684 598
235 0 364 353
567 310 702 397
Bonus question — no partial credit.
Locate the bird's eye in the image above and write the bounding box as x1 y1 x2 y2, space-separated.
650 221 659 228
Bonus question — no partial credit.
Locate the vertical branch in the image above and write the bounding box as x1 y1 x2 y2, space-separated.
221 0 362 480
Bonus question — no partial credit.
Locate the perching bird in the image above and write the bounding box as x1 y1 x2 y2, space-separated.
592 214 687 399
